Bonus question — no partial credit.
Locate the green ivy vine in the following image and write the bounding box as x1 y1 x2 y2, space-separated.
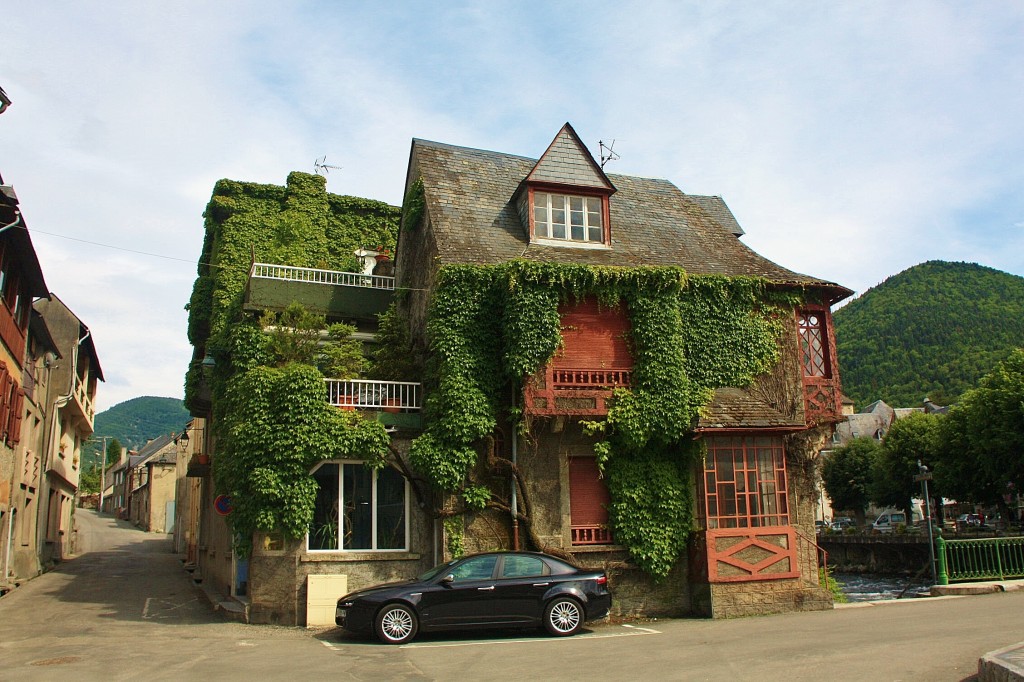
185 172 400 555
411 260 801 579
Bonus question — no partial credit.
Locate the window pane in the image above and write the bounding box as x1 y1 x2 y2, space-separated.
343 464 373 550
533 192 548 209
588 226 602 242
309 464 339 550
376 467 406 549
450 555 498 582
552 222 566 239
501 555 545 578
586 197 600 212
569 196 583 211
571 224 585 240
570 209 584 227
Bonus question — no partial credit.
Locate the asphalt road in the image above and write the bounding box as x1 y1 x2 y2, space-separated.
0 508 1020 682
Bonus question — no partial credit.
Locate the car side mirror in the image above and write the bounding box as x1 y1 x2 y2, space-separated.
440 574 455 585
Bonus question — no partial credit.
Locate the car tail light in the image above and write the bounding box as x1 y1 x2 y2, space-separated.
596 575 607 585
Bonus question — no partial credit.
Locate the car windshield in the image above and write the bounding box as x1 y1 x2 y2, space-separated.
417 559 460 582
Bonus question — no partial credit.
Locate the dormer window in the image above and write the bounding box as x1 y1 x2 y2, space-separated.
521 123 616 249
532 191 605 243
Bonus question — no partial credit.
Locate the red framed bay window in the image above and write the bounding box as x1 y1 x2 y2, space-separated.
702 435 789 530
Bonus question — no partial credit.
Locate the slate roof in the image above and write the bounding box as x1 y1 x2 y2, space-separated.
409 137 851 298
698 387 803 430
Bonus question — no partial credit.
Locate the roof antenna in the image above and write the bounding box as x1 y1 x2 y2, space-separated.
599 140 620 169
314 155 343 176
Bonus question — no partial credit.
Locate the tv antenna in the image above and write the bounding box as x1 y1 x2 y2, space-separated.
599 139 620 169
314 155 343 176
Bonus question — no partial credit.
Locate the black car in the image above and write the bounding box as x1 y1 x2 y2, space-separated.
335 551 612 644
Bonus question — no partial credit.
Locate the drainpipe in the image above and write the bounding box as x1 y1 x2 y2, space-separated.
0 209 21 235
510 386 519 551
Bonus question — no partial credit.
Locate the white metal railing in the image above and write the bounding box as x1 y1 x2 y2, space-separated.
250 263 395 290
324 379 421 411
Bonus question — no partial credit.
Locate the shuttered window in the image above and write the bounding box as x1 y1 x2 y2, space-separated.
569 456 612 545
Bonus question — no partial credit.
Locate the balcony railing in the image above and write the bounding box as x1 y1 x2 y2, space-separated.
73 374 95 424
552 369 631 390
524 366 632 417
250 263 395 290
324 379 421 411
571 525 613 546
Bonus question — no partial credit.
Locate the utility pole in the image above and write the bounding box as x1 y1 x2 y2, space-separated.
98 436 108 514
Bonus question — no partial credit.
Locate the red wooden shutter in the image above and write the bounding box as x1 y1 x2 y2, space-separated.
555 298 632 369
8 387 24 445
569 457 610 526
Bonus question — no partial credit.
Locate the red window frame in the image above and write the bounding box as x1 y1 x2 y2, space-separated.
568 456 613 545
701 435 789 530
798 309 830 378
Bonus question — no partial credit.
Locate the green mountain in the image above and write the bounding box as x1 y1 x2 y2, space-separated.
82 396 190 470
833 261 1024 409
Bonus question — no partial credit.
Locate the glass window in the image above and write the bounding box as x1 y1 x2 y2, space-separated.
798 311 829 377
307 462 407 552
701 436 789 530
533 191 604 243
501 554 546 578
450 555 498 582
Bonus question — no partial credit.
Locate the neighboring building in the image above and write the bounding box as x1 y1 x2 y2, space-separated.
185 126 852 624
125 434 178 532
33 295 103 566
0 176 50 589
173 419 203 566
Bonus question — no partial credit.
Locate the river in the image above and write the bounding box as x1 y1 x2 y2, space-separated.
834 572 932 601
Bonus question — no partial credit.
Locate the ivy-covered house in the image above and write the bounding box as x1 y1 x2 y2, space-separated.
185 126 851 625
392 123 852 618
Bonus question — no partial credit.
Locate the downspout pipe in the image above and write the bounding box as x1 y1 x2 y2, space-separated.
0 209 21 235
510 386 519 551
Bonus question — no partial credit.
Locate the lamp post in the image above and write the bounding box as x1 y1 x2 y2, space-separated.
915 460 937 586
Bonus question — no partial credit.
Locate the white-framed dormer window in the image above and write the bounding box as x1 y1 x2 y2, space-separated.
532 191 605 243
307 461 408 552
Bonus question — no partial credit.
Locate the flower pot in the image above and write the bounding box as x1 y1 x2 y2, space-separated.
383 398 401 414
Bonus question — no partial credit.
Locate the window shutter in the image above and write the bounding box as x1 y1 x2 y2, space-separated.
569 456 610 526
8 387 24 445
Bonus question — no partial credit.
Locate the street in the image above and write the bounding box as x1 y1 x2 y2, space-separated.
1 509 1021 681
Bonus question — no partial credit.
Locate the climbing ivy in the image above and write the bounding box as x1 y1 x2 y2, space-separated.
411 260 801 579
184 172 400 554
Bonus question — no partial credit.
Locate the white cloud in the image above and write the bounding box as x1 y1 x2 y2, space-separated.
3 0 1024 410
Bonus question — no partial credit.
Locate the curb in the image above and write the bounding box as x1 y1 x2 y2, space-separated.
979 642 1024 682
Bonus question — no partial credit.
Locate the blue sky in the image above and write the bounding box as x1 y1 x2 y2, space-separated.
3 1 1023 410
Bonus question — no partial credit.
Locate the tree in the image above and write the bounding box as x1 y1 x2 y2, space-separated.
935 348 1024 518
873 412 943 521
821 437 878 524
106 438 122 468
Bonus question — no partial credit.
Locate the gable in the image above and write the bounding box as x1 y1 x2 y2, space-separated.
525 123 614 192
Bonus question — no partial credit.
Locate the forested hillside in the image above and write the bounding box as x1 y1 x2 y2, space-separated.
81 396 190 469
833 261 1024 409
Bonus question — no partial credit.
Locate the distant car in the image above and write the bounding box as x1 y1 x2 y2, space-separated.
335 551 612 644
815 520 829 534
872 511 908 533
831 517 856 532
957 513 983 531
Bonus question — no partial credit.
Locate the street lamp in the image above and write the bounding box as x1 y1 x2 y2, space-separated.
915 460 937 586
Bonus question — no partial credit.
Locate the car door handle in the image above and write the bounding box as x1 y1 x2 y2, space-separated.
477 586 495 591
532 582 550 587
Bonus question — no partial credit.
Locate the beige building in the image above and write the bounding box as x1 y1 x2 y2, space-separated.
126 434 178 533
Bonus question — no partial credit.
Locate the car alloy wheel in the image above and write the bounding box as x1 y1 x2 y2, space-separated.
375 603 418 644
544 597 583 636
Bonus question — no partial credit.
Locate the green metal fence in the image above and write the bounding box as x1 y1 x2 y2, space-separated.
936 536 1024 585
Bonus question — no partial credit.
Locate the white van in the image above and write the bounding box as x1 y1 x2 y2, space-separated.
872 511 908 533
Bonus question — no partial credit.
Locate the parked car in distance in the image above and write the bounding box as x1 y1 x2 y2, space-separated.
872 511 907 533
831 517 856 532
335 551 612 644
956 513 983 531
815 520 829 534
